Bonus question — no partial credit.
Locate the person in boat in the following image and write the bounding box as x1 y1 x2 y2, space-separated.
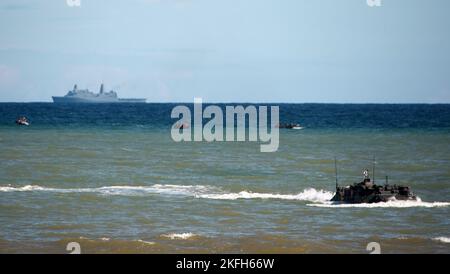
16 116 29 125
278 123 295 129
175 122 189 129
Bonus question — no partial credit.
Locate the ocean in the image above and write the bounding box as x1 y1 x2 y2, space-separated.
0 103 449 253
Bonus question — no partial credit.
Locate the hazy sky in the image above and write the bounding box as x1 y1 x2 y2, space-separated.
0 0 449 103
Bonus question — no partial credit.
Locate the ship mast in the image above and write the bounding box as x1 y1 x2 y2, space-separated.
100 83 104 94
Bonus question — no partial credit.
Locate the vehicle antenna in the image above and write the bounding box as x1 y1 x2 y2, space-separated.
372 157 376 184
335 157 338 191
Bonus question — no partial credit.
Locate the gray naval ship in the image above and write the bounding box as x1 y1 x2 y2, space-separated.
52 84 146 103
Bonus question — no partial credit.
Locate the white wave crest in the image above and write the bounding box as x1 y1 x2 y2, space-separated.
0 184 332 202
0 184 217 196
432 237 450 243
197 188 333 203
136 239 155 245
161 233 197 240
0 185 48 192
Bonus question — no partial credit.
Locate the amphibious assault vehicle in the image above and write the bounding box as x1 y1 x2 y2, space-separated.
330 160 417 203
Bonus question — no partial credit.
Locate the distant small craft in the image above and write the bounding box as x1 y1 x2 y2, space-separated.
16 116 29 126
174 122 190 129
277 123 303 129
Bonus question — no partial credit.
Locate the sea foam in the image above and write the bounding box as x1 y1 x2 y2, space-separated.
161 233 197 240
197 188 333 202
0 184 333 203
432 237 450 243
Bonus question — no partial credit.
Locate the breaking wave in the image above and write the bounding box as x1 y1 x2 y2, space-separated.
161 233 197 240
0 184 215 196
0 185 48 192
432 237 450 244
137 239 156 245
196 188 333 202
0 184 332 202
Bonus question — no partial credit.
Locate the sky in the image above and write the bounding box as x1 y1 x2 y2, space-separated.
0 0 449 103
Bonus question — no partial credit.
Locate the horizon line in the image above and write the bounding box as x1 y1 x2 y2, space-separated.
1 101 450 105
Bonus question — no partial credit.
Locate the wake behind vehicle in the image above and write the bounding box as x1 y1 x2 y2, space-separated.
330 160 417 204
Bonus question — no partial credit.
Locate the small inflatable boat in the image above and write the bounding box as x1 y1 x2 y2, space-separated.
278 123 303 129
16 117 30 126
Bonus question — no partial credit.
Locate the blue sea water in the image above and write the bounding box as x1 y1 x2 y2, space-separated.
1 103 449 129
0 103 449 253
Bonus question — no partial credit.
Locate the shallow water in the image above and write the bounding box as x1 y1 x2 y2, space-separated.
0 104 449 253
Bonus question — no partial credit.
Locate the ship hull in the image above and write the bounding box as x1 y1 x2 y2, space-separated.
52 97 146 103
